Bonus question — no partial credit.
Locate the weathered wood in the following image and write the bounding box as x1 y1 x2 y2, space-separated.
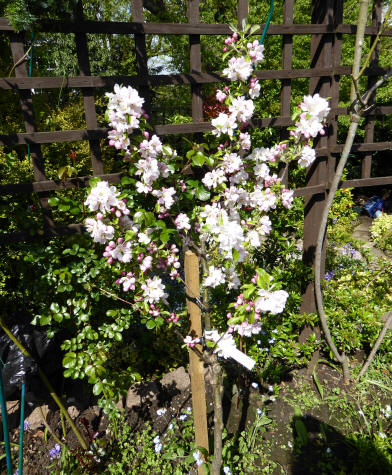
1 17 392 36
279 0 294 186
301 0 334 315
184 250 209 470
0 172 125 195
8 32 54 229
327 1 343 183
362 0 382 179
0 223 86 245
1 65 390 90
189 0 203 123
74 0 104 176
132 0 152 116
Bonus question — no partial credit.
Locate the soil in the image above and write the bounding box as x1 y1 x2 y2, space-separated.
1 358 391 475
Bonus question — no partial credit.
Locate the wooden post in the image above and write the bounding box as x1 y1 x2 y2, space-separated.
184 250 209 472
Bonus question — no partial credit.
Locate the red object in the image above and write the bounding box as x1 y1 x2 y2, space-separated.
203 93 229 119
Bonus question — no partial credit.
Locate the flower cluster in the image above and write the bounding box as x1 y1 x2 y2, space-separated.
80 26 329 356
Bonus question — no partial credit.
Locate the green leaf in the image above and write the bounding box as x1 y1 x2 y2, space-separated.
121 176 134 185
195 187 210 201
48 197 59 207
63 352 76 368
58 203 70 211
53 313 63 323
146 320 156 330
205 155 215 167
313 368 324 399
89 177 101 188
257 269 272 289
232 248 240 263
50 302 60 313
85 365 96 377
192 151 205 167
39 315 52 326
186 149 196 159
93 381 103 396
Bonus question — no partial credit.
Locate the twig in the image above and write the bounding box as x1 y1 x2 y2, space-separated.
315 0 371 383
356 311 392 381
8 47 32 77
39 406 65 447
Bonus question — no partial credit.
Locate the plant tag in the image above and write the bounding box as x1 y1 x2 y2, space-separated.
222 346 256 371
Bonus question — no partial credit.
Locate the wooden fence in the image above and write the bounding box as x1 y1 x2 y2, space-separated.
0 0 391 313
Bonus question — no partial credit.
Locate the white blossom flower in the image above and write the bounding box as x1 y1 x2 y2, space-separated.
300 93 330 121
141 276 168 303
255 289 289 314
281 189 294 209
175 213 191 231
229 96 255 123
85 218 114 244
153 187 176 209
110 242 133 263
203 266 225 288
84 181 120 214
202 169 227 189
223 56 253 82
118 275 136 292
298 145 316 168
211 112 237 137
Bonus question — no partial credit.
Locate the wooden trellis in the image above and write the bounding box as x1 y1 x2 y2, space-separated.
0 0 391 314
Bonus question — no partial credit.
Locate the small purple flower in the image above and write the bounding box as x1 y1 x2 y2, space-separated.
333 217 337 224
49 443 61 460
23 420 29 431
324 271 335 281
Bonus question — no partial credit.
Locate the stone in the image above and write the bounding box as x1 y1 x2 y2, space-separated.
126 387 141 409
0 400 20 435
67 405 80 419
160 367 190 392
26 404 49 430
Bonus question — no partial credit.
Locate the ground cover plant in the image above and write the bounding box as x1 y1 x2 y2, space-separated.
2 1 392 474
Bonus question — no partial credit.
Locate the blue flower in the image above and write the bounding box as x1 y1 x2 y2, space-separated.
49 443 61 460
155 442 162 453
193 450 203 466
223 467 231 474
324 271 335 281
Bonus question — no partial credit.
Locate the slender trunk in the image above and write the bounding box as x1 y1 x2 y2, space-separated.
210 353 223 475
314 0 371 383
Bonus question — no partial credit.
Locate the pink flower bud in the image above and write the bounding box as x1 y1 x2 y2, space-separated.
109 241 115 248
223 47 227 52
115 210 122 218
232 32 238 39
144 131 149 139
107 257 113 264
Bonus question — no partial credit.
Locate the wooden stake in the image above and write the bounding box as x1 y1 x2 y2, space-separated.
184 250 209 472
